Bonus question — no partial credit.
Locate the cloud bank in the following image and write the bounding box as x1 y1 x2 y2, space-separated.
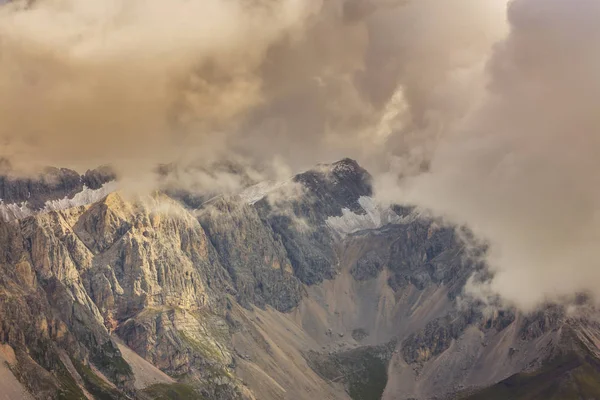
0 0 506 177
400 0 600 311
0 0 318 176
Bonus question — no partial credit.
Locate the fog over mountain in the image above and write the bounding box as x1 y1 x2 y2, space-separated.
2 0 600 386
399 0 600 310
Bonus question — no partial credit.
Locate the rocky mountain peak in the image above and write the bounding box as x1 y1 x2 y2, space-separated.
329 157 365 176
291 158 372 216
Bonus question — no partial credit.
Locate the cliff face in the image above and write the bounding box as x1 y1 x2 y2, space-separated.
0 158 599 400
0 208 133 400
0 190 243 399
198 199 301 313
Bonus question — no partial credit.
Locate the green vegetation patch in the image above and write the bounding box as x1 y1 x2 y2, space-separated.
56 361 87 400
307 341 396 400
177 330 227 363
72 358 127 400
91 341 133 381
144 383 206 400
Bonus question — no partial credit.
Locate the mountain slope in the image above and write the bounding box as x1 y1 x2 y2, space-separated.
0 158 599 400
462 325 600 400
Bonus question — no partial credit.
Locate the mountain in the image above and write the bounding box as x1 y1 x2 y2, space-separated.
0 158 599 400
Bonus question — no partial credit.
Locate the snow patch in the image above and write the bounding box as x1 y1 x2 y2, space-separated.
326 196 408 236
0 201 32 221
44 181 117 212
0 181 117 221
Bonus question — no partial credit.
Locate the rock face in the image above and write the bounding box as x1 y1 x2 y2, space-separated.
198 199 302 312
255 158 373 286
0 211 133 400
0 158 599 400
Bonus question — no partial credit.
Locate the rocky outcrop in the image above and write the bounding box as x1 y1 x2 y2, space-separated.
83 166 117 190
401 309 480 365
75 194 233 319
117 308 247 399
351 250 384 281
198 199 303 312
385 222 475 296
